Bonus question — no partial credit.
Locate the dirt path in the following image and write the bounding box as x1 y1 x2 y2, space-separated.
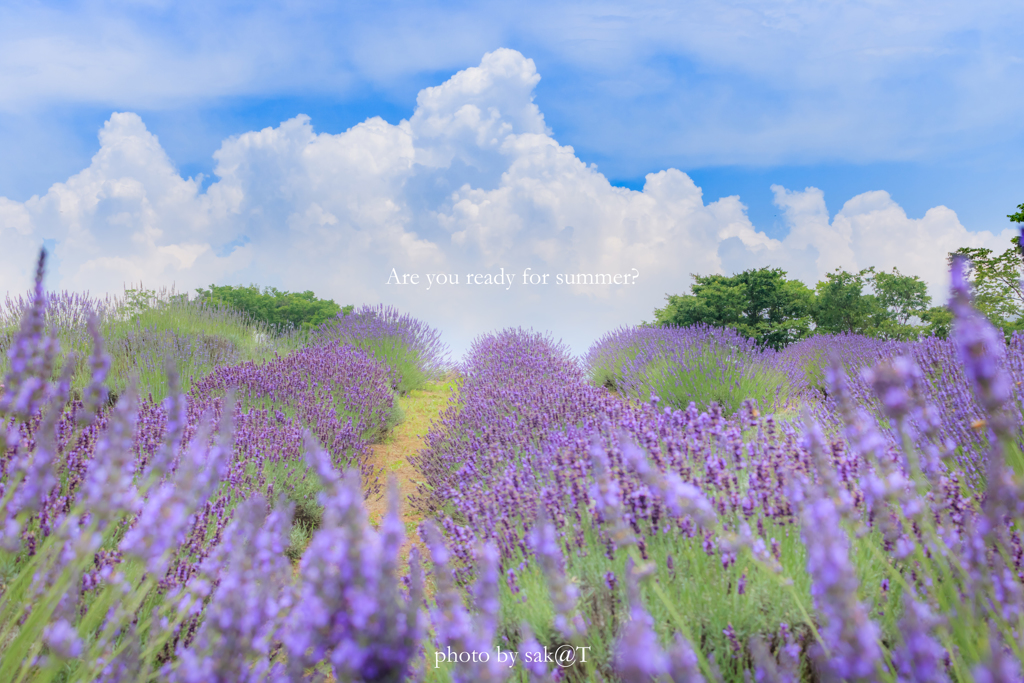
364 374 459 571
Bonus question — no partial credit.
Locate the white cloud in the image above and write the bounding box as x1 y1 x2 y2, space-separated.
765 185 1016 302
0 49 1016 354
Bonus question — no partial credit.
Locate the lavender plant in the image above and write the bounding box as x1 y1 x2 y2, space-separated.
587 324 806 416
0 251 413 681
314 304 450 393
416 280 1024 680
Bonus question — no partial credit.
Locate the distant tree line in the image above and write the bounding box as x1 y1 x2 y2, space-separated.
194 284 352 332
652 204 1024 349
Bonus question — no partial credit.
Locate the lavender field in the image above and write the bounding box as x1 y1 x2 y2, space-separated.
2 251 1024 682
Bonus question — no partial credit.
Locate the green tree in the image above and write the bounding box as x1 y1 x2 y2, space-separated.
653 267 814 349
919 305 953 339
871 267 931 326
812 268 885 335
950 237 1024 330
1009 202 1024 224
194 284 352 332
867 267 932 340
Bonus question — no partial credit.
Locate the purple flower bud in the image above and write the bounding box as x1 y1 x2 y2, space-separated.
667 632 704 683
949 256 1012 416
42 618 83 659
614 558 668 683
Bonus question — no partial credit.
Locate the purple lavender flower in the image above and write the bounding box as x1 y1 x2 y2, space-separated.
171 496 293 683
120 412 229 577
800 495 881 681
589 438 635 550
42 618 83 660
621 437 716 528
1 250 58 420
529 510 586 640
78 311 110 424
281 447 420 683
613 558 668 683
949 256 1013 416
422 520 508 683
518 623 553 682
667 632 704 683
750 634 798 683
80 388 141 528
891 596 949 683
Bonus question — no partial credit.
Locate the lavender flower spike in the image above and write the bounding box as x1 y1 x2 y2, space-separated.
621 436 716 529
171 497 293 683
949 255 1012 417
529 508 586 640
800 495 882 681
422 521 508 683
667 632 705 683
892 596 949 683
518 623 554 683
120 412 229 578
613 557 668 683
1 249 57 420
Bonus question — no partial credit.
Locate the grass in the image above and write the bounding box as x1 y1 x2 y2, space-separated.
364 374 462 563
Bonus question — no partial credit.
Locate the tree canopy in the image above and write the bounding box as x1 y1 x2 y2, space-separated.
653 267 814 349
949 212 1024 334
653 264 935 346
194 284 352 332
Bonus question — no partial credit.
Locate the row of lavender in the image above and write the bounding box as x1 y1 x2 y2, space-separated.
0 255 422 679
586 324 807 417
414 263 1024 680
590 321 1024 487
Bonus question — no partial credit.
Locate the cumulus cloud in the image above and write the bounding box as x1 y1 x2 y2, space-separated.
0 49 1015 354
762 185 1016 301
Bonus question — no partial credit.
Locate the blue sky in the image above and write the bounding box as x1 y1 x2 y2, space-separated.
1 1 1022 354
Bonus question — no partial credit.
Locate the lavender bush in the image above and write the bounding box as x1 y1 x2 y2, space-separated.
314 304 450 393
587 324 807 416
415 273 1024 679
0 283 296 402
0 252 415 681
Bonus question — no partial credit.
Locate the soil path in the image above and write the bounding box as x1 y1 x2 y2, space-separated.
364 374 459 571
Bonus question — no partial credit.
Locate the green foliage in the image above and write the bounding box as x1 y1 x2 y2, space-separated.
638 348 790 416
1008 202 1024 224
0 287 303 402
357 336 432 395
652 264 939 347
259 460 324 561
589 343 644 392
812 268 883 335
810 266 934 340
653 267 814 350
920 305 954 339
194 283 353 333
107 290 296 401
871 266 931 326
950 234 1024 332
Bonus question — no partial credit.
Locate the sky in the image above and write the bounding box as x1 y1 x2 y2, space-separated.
1 1 1022 357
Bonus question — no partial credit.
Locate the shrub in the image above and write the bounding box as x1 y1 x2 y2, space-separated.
313 304 450 394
